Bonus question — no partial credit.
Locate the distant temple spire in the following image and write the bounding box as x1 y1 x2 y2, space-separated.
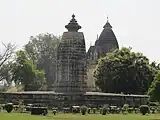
65 14 81 32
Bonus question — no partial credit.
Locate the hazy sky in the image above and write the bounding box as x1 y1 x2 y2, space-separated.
0 0 160 62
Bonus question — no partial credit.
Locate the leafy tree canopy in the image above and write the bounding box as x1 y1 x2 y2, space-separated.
148 71 160 102
24 33 60 89
94 47 156 94
12 50 46 91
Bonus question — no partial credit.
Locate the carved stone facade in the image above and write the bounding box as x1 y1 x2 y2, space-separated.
54 15 87 93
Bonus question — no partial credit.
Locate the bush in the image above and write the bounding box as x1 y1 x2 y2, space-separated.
100 108 102 114
18 105 25 113
80 106 87 115
26 106 31 112
123 104 129 110
87 107 91 114
150 107 156 114
134 108 139 113
5 103 13 113
93 108 97 114
43 109 48 116
72 106 80 113
116 107 120 114
128 108 134 113
109 106 117 114
122 104 129 114
53 110 57 115
102 107 107 115
31 107 48 115
140 105 150 115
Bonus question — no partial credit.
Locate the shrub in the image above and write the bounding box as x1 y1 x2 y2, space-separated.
53 110 57 115
134 108 139 113
123 104 129 110
102 107 107 115
109 106 117 114
87 107 91 114
100 108 102 114
128 108 134 113
18 105 25 113
122 104 129 114
31 107 48 115
13 105 19 111
150 107 156 114
116 107 120 114
93 108 97 114
72 106 80 113
5 103 13 113
140 105 150 115
157 106 160 113
80 106 87 115
43 109 48 116
26 106 31 112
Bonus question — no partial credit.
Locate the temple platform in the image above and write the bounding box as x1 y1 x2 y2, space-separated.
0 91 149 108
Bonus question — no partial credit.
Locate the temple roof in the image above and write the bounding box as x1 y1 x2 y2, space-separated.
96 19 118 46
65 14 81 32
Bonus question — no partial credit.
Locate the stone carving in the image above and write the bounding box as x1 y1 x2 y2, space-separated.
54 15 87 93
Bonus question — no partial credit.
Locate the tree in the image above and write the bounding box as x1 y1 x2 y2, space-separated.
12 50 46 91
0 43 16 84
24 33 60 90
0 62 15 85
148 71 160 102
94 47 156 94
0 42 16 68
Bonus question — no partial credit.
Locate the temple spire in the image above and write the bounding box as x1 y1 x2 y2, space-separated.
65 14 81 32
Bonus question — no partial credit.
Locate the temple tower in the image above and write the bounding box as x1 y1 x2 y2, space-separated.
87 17 119 91
55 14 87 93
87 17 119 61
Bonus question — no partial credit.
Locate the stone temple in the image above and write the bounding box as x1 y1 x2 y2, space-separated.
55 14 87 93
0 15 149 107
87 17 119 91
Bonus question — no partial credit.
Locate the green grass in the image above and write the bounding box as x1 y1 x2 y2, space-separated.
0 112 160 120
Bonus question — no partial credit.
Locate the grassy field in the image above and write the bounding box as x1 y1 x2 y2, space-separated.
0 112 160 120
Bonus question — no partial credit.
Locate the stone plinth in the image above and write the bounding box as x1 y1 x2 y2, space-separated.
0 91 149 107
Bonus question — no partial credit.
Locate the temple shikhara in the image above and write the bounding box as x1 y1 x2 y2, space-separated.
87 17 119 91
55 14 87 93
0 15 149 107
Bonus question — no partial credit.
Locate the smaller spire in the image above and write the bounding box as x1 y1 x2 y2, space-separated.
96 34 99 40
65 14 81 32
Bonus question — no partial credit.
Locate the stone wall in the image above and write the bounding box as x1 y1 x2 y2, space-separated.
0 92 149 107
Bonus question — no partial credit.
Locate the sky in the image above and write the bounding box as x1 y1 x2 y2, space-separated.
0 0 160 62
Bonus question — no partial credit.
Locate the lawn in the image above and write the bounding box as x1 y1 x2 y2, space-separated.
0 112 160 120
